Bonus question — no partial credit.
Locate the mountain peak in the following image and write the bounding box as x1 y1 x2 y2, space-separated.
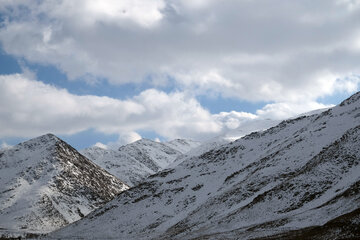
24 133 59 144
339 91 360 106
0 135 128 236
133 138 155 144
35 132 58 140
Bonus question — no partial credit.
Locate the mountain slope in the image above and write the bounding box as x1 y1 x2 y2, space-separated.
81 139 200 187
163 139 201 154
50 92 360 240
118 139 183 172
0 134 128 237
81 146 155 187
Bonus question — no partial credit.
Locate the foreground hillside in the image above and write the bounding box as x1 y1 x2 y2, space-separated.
0 134 128 237
50 92 360 240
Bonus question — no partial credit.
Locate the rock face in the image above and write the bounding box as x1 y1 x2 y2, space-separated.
0 134 128 237
81 139 201 187
50 91 360 240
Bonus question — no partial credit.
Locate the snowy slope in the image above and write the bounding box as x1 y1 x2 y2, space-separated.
81 146 155 187
81 139 200 187
50 92 360 240
117 139 186 172
163 139 201 154
0 134 128 237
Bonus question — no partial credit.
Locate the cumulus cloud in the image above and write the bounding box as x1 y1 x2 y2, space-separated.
0 74 218 140
0 74 332 142
256 102 332 120
0 0 359 102
213 111 257 130
0 141 12 150
93 142 108 150
0 74 338 142
106 131 143 149
1 1 359 143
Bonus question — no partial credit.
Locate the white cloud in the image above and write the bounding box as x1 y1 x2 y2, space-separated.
114 132 142 147
213 111 258 130
93 142 108 150
337 0 360 10
0 74 340 142
1 1 360 143
0 74 219 140
0 0 359 102
256 102 333 120
63 0 166 28
0 141 12 150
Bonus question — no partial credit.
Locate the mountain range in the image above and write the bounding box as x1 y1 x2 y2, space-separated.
0 134 201 238
50 92 360 239
81 138 201 187
1 92 359 239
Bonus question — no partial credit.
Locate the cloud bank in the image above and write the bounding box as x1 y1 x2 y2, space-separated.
0 74 331 141
0 0 359 102
0 0 359 142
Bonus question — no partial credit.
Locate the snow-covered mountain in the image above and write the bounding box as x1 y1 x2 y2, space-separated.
0 134 128 238
81 146 155 187
163 139 201 154
51 92 360 239
81 139 201 187
118 139 185 172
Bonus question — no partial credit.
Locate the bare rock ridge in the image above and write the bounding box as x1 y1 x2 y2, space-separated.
0 134 128 237
50 91 360 240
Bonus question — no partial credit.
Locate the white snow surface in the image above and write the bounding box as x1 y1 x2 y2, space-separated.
50 93 360 240
163 139 202 154
82 138 200 187
0 134 128 237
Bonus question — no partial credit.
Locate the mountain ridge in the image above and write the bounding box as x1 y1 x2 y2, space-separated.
81 138 201 186
50 91 360 240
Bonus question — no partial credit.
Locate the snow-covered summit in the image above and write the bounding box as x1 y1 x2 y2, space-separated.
0 134 128 237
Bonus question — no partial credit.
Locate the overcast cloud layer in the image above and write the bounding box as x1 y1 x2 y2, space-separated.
0 0 359 143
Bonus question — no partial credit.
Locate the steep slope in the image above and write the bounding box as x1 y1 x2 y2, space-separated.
163 139 202 154
117 139 184 172
81 146 155 187
50 92 360 240
81 139 200 187
0 134 128 237
255 207 360 240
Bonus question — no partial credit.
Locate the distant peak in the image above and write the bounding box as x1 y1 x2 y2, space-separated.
21 133 61 147
340 91 360 107
134 138 155 144
38 133 60 141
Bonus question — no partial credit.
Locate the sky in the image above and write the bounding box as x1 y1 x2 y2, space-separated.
1 0 360 150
